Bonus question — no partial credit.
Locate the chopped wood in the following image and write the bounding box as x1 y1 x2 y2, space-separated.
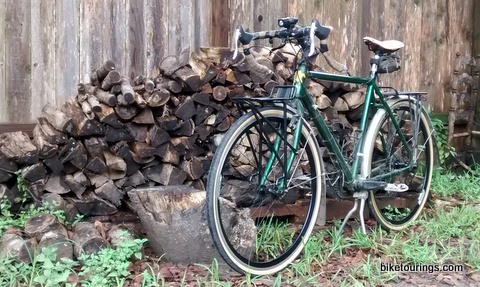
83 137 108 157
0 156 18 176
38 231 73 262
95 180 123 207
0 234 36 263
114 105 138 120
155 142 179 164
72 221 110 257
21 162 46 183
0 132 38 164
174 97 196 121
144 89 170 107
174 66 201 92
159 55 182 76
42 103 73 133
95 89 117 107
104 126 133 144
134 92 147 108
142 164 187 185
342 91 365 109
128 185 254 264
100 70 121 91
96 59 116 82
133 107 155 124
32 125 58 158
24 213 67 241
44 174 71 194
144 79 155 93
212 85 229 101
36 117 68 144
157 78 183 94
123 170 146 187
147 125 170 147
43 155 64 175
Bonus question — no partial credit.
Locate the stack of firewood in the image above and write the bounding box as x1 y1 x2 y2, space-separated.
0 46 366 218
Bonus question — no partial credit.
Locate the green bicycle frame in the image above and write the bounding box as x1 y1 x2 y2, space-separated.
258 62 414 192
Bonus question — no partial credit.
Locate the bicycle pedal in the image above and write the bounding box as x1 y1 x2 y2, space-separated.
384 183 408 192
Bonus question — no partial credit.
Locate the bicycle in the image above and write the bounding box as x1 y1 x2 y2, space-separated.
206 17 435 275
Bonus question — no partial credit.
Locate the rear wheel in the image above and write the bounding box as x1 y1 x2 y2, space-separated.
206 107 324 275
364 100 434 231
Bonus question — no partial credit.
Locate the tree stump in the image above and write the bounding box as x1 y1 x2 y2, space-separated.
128 185 255 265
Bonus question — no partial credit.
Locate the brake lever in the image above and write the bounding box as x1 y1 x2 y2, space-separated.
233 28 240 59
308 21 316 57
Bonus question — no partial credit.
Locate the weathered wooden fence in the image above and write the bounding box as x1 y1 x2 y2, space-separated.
0 0 476 123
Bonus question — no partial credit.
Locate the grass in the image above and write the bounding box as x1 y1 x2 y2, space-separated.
1 168 480 286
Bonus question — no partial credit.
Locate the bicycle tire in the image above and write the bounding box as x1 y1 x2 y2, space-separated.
363 99 434 231
206 107 324 275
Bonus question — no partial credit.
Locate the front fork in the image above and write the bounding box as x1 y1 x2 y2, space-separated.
259 101 304 194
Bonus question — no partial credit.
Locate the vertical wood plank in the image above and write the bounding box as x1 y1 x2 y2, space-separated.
0 0 6 122
146 0 167 77
419 0 437 111
211 0 230 47
195 0 212 48
5 0 31 123
31 0 55 118
229 0 253 47
432 0 449 113
252 0 288 47
402 0 422 92
108 0 127 73
55 0 79 103
126 0 146 78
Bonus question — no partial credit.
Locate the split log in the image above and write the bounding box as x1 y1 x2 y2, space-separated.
175 66 201 92
159 55 182 76
0 132 38 164
93 104 121 128
128 185 255 264
342 91 365 110
43 156 64 175
58 138 87 169
62 99 106 137
147 125 170 147
105 126 135 143
44 174 71 194
0 234 36 263
33 125 58 158
65 171 90 198
21 162 47 183
144 89 170 107
95 180 123 207
0 152 18 173
142 164 186 185
42 103 73 133
174 97 196 121
114 105 138 121
72 222 110 257
70 192 117 216
133 107 155 124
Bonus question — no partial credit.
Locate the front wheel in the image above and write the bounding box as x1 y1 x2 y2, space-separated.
363 99 434 231
206 107 324 275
